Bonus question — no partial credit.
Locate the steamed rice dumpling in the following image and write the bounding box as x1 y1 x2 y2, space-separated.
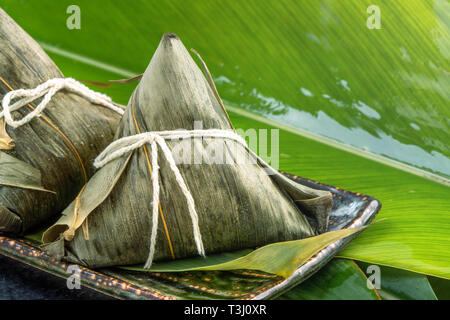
42 33 333 268
0 9 122 234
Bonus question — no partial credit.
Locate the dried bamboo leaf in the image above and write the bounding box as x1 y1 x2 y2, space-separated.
0 118 14 150
0 203 21 233
109 74 143 83
42 151 133 243
0 151 54 193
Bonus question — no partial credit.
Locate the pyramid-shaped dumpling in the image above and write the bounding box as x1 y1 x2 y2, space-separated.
43 33 332 268
0 9 122 234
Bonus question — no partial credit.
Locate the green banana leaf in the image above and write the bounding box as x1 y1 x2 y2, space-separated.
428 276 450 300
357 261 437 300
280 259 438 300
4 0 448 179
279 259 380 300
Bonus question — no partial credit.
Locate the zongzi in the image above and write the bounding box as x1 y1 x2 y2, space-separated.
43 33 333 268
0 9 123 234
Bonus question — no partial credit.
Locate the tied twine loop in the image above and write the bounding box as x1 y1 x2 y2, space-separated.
0 77 124 128
94 129 250 268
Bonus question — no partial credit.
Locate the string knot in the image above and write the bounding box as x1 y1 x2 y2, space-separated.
94 129 251 268
0 77 124 128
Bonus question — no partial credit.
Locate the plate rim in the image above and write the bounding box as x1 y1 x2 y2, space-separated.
0 173 382 300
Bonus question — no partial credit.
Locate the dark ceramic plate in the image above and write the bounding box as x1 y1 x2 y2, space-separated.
0 173 381 300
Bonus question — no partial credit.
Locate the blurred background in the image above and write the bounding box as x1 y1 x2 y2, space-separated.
2 0 448 179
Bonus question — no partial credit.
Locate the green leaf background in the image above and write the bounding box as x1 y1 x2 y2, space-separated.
2 0 448 298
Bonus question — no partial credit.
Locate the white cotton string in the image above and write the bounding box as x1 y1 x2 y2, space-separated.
0 78 124 128
94 129 248 268
94 129 247 168
144 140 161 269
